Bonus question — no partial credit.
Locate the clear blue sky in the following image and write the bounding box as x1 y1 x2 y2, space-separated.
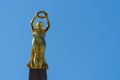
0 0 120 80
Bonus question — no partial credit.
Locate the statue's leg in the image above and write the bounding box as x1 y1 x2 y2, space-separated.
35 54 43 68
27 48 35 68
40 46 48 69
42 56 48 69
28 44 40 69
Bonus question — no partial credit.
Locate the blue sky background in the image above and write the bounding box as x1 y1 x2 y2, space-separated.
0 0 120 80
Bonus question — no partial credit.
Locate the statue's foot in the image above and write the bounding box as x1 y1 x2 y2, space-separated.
42 64 48 69
27 63 34 69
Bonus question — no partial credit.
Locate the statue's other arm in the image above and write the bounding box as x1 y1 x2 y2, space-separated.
44 15 50 32
31 15 37 32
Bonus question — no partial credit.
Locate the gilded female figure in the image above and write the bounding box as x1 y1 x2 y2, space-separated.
27 11 50 69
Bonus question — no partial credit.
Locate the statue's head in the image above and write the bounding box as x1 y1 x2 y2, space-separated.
36 22 43 30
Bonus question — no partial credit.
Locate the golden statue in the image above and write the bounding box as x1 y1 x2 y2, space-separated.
27 11 50 69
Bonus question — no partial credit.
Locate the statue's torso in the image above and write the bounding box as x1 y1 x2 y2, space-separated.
32 30 46 46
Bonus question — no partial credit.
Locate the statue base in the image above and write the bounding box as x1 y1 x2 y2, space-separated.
29 69 47 80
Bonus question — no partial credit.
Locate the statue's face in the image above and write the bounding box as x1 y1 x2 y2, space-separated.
37 22 43 29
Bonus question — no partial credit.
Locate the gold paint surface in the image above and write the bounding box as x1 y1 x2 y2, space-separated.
27 11 50 69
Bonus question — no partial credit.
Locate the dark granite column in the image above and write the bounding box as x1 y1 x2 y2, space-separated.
29 69 47 80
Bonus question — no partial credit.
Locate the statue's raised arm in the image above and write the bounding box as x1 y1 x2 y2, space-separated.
44 13 50 32
37 11 50 32
31 13 37 32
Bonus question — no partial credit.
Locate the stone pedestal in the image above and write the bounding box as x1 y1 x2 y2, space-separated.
29 69 47 80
